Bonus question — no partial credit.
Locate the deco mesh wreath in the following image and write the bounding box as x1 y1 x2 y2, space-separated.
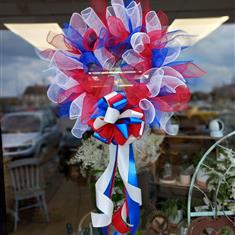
40 0 205 234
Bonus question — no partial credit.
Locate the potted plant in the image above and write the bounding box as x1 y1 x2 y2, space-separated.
192 151 210 188
179 161 194 186
204 148 235 212
161 199 184 225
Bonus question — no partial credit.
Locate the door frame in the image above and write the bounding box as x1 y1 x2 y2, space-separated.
0 123 7 235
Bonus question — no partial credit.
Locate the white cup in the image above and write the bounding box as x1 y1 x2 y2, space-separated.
167 124 179 135
210 131 223 138
209 119 224 137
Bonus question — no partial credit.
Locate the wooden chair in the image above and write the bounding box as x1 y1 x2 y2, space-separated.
8 158 49 231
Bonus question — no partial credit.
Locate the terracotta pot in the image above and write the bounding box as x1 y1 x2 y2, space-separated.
188 217 235 235
196 169 209 188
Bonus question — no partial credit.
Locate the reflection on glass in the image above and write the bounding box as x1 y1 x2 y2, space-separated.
2 114 41 133
0 13 235 235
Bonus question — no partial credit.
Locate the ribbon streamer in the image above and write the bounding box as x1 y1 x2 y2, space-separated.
92 143 142 234
89 91 143 234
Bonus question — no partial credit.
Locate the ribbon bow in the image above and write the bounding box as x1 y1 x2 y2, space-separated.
89 91 144 234
89 91 145 145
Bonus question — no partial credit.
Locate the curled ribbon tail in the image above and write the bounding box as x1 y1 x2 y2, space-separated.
117 144 142 234
91 144 117 228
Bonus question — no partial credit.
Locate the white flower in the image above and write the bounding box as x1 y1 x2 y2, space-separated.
134 133 164 172
69 137 109 178
70 133 164 177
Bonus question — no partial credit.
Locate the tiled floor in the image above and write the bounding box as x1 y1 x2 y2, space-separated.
9 179 93 235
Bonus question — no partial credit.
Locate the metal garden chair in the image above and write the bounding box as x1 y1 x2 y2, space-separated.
8 158 49 231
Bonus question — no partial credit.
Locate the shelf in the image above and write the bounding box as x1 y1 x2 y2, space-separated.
155 179 190 189
190 210 235 217
155 177 207 190
152 132 218 140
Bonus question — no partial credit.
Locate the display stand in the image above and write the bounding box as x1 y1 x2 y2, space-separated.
187 130 235 225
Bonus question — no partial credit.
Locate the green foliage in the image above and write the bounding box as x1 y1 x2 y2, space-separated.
204 148 235 211
161 198 184 219
135 231 143 235
192 151 204 167
111 175 125 207
220 227 234 235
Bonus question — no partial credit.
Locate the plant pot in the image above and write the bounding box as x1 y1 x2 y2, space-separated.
179 174 191 186
169 209 183 225
196 169 209 188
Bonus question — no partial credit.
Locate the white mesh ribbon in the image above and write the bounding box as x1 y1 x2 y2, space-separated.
54 71 79 90
111 0 125 7
162 76 186 93
70 13 88 36
139 99 155 124
69 93 90 138
71 118 89 138
52 50 83 71
145 11 162 33
47 71 79 104
153 110 179 136
107 0 130 32
155 111 178 135
167 30 196 47
35 48 55 62
130 32 150 53
108 0 142 32
163 39 181 66
161 67 186 93
46 67 89 138
139 66 188 131
106 5 116 18
140 68 164 97
69 93 86 120
141 67 186 97
126 1 142 30
163 66 185 82
94 47 116 70
122 49 144 67
47 84 64 103
81 7 107 35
